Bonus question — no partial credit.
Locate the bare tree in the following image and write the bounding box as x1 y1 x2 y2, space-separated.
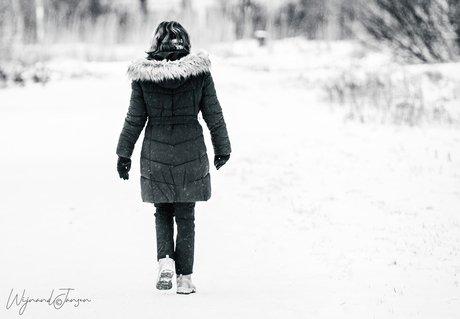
19 0 37 43
139 0 148 17
447 0 460 49
359 0 459 62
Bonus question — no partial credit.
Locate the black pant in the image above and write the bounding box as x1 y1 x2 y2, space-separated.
154 202 195 275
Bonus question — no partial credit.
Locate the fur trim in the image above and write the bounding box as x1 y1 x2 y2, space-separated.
127 50 211 82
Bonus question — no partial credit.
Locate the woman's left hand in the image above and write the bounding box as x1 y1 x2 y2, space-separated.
214 155 230 170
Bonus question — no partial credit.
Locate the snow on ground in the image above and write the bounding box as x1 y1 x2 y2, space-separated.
0 40 460 319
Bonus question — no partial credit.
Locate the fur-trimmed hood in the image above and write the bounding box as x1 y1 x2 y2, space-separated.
127 51 211 85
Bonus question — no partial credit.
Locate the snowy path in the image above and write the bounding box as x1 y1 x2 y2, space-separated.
1 57 460 319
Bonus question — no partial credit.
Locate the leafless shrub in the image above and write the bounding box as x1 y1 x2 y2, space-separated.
0 61 50 87
324 67 460 126
358 0 460 63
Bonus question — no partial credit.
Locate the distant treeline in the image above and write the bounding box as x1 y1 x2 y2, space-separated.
211 0 359 40
0 0 358 45
0 0 459 62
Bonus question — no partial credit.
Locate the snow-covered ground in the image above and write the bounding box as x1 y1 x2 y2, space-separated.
1 40 460 319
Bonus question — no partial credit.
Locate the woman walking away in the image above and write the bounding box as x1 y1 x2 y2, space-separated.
116 21 231 295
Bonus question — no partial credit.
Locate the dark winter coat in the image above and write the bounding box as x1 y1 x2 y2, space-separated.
116 51 231 203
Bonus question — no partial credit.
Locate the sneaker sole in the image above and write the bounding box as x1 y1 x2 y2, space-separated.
156 270 174 290
177 288 196 295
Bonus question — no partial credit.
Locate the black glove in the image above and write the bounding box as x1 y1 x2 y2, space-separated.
117 156 131 180
214 154 230 170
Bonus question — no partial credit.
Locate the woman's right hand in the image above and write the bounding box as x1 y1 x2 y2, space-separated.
117 156 131 180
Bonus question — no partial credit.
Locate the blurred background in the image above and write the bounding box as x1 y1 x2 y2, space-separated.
0 0 360 55
1 0 458 61
2 0 460 125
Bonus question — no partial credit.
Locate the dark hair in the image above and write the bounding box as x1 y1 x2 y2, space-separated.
147 21 191 54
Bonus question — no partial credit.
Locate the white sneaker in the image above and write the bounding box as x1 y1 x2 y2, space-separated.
156 255 175 290
176 274 196 295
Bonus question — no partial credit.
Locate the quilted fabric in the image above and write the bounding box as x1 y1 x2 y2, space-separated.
116 51 231 203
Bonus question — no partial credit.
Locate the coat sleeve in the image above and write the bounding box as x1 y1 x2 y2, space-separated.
199 72 232 156
116 81 148 158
